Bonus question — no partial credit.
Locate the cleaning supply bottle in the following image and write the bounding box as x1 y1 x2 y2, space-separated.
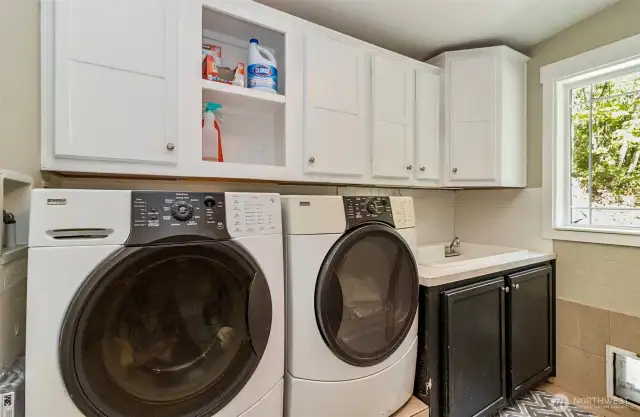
202 102 224 162
248 38 278 94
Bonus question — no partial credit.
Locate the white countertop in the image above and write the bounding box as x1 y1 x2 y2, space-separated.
417 242 556 287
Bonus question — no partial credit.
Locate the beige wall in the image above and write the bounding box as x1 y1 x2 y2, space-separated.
0 0 41 182
527 0 640 187
526 0 640 319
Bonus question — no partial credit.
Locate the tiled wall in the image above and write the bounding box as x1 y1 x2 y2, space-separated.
47 176 456 245
454 188 553 252
556 297 640 416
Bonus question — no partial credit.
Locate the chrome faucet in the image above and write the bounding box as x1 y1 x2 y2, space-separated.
445 237 461 257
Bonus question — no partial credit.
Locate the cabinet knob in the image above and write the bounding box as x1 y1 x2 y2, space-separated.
452 167 458 173
420 166 426 172
513 284 520 290
406 165 413 171
308 157 315 163
166 143 175 151
502 287 510 293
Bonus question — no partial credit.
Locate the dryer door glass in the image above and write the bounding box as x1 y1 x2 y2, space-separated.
59 242 272 417
315 224 419 366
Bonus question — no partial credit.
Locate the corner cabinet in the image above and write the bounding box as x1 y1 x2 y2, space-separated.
429 46 529 187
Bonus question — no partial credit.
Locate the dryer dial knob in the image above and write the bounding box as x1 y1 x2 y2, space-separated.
365 199 378 215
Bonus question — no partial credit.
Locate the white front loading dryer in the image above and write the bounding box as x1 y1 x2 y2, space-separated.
282 195 420 417
26 189 284 417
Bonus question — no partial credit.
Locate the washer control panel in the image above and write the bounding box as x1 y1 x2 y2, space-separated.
225 192 281 237
343 196 395 229
127 191 229 244
389 197 415 229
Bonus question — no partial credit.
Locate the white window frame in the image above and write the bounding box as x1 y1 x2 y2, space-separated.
541 33 640 247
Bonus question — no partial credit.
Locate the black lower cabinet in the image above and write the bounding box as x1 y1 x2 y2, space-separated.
415 262 556 417
508 266 554 398
443 278 507 417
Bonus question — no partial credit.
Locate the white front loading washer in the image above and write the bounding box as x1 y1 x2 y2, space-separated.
282 195 420 417
26 189 284 417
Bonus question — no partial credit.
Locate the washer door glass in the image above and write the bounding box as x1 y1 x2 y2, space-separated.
60 242 272 417
315 224 419 366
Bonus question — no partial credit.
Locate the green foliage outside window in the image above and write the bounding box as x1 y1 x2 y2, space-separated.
571 72 640 206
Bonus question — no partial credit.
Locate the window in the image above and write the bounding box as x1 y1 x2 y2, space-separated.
541 34 640 246
569 71 640 228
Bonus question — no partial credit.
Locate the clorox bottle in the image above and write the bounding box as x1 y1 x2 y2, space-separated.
248 38 278 94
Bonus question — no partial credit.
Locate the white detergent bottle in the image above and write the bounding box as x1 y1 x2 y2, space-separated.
248 38 278 94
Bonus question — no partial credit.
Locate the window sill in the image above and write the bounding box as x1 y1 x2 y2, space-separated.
544 225 640 247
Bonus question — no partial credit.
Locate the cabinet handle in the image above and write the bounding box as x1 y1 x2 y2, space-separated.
502 287 510 293
452 167 458 173
166 143 175 151
308 157 315 163
406 165 413 171
420 166 426 172
513 284 520 290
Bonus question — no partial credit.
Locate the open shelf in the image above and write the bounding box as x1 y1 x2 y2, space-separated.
202 5 286 95
200 7 287 169
202 79 285 113
1 170 33 265
0 245 27 266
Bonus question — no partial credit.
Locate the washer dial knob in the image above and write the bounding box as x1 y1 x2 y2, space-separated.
171 200 194 221
365 199 378 215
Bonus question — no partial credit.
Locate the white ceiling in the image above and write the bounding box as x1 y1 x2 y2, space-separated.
255 0 619 59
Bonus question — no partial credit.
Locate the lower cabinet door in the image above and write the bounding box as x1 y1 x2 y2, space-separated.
508 266 554 397
443 277 507 417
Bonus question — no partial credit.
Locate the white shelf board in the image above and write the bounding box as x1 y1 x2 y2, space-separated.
0 245 27 266
202 80 285 113
0 170 33 194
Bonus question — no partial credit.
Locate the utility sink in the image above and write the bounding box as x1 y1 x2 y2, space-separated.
418 243 528 269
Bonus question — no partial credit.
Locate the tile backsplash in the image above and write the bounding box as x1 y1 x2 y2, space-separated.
454 187 553 252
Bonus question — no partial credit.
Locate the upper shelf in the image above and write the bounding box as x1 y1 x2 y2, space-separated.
0 170 33 194
202 79 285 112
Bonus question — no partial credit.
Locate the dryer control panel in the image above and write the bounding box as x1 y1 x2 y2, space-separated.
126 191 230 245
343 196 395 229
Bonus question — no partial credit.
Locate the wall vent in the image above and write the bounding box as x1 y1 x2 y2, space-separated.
606 344 640 410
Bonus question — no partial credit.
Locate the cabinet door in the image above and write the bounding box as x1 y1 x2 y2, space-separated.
443 278 507 417
448 54 497 181
54 0 178 164
415 70 440 181
303 31 368 176
508 266 554 397
371 55 415 179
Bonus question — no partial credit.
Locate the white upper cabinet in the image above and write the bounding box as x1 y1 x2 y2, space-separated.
49 0 179 165
429 46 529 187
415 68 441 181
370 55 415 179
302 30 368 177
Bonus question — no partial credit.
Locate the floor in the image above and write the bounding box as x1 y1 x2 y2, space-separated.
496 388 596 417
538 382 634 417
